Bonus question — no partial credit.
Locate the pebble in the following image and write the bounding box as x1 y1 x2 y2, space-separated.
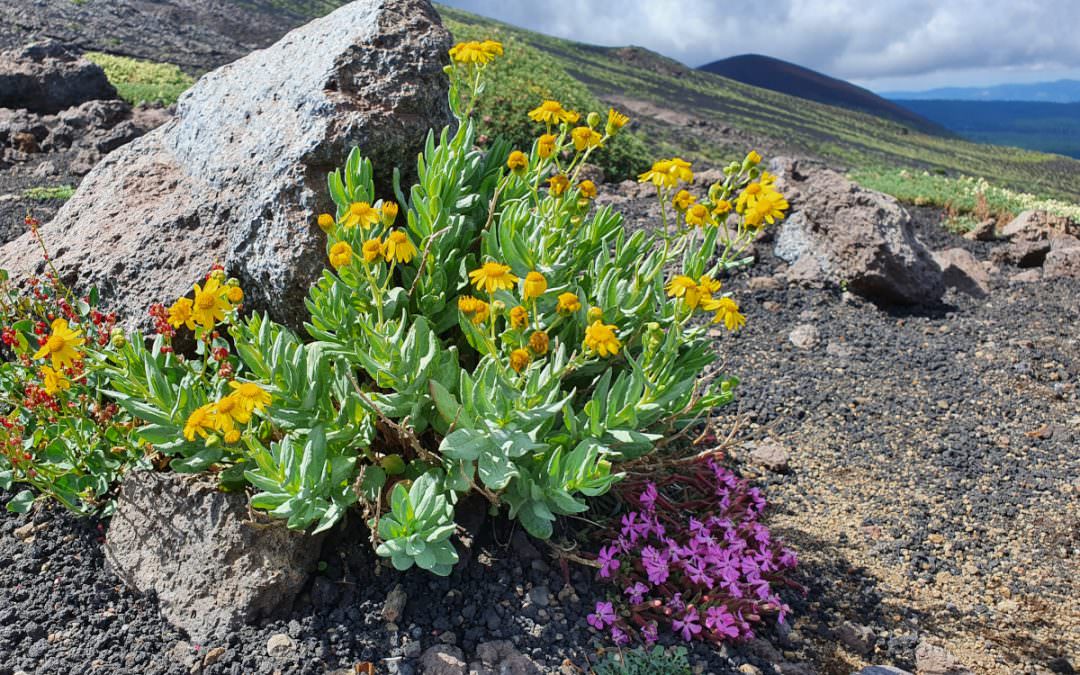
265 633 295 658
789 323 820 349
383 584 408 623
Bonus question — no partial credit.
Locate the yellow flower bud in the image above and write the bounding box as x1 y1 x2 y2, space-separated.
226 286 244 304
507 150 529 174
509 305 528 329
522 271 547 301
537 134 556 159
587 306 603 322
317 213 335 233
223 430 241 445
109 328 127 349
381 201 399 227
528 330 549 355
509 348 531 373
586 111 601 129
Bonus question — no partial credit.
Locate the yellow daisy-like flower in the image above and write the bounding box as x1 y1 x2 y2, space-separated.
329 241 353 268
33 318 86 370
744 191 789 228
522 271 547 301
638 157 693 189
606 108 630 135
480 40 504 58
167 297 196 330
191 277 231 330
381 201 399 227
223 429 242 445
212 394 250 434
227 381 272 414
40 365 70 395
183 403 216 442
449 40 502 65
226 286 244 305
469 261 518 295
537 134 556 159
666 275 702 309
570 126 603 152
529 330 549 355
698 275 722 296
584 320 621 357
317 213 335 233
528 100 579 125
341 201 380 229
548 174 570 197
747 150 762 165
578 180 597 200
702 296 746 332
507 150 529 174
383 230 418 264
556 292 581 313
361 238 383 264
685 203 712 227
457 296 490 325
712 199 733 216
672 189 696 212
509 348 531 373
509 305 528 329
735 183 765 214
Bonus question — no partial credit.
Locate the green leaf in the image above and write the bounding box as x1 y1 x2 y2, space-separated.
6 490 35 513
438 428 492 462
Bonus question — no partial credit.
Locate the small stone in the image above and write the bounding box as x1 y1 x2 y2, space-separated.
418 645 466 675
202 647 226 667
438 631 457 645
826 341 855 359
915 641 971 675
738 665 763 675
763 300 782 313
528 586 550 608
750 439 791 472
13 522 34 540
836 621 875 655
266 633 295 659
748 275 783 291
854 668 912 675
1009 269 1041 283
963 218 998 241
789 323 819 349
383 584 408 623
403 641 422 658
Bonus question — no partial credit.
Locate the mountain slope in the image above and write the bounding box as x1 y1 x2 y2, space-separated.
884 79 1080 103
699 54 947 135
438 5 1080 202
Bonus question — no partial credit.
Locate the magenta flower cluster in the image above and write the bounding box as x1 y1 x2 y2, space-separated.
586 459 799 646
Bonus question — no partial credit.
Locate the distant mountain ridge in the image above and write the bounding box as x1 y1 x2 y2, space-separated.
883 79 1080 103
697 53 948 136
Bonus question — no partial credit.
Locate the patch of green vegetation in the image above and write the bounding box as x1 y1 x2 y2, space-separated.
591 646 691 675
437 5 1080 204
850 168 1080 222
23 185 75 202
443 17 650 180
84 52 194 106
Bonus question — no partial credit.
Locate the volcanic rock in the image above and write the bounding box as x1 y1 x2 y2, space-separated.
0 40 115 114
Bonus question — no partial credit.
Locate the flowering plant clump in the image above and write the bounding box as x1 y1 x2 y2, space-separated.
585 460 800 646
0 217 141 515
98 40 789 575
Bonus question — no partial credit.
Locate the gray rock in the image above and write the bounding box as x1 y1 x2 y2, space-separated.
1044 247 1080 279
1009 269 1042 283
789 323 820 349
0 0 452 333
266 633 295 658
104 471 323 645
527 585 550 608
914 642 971 675
473 640 542 675
418 645 467 675
853 667 912 675
770 157 944 305
383 583 408 623
0 40 116 114
836 621 875 655
750 439 791 472
963 218 998 241
1000 209 1078 240
933 248 989 298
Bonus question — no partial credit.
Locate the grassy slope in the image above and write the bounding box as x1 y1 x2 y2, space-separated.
438 5 1080 203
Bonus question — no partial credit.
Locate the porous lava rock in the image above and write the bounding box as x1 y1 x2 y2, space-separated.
0 40 115 113
0 0 452 332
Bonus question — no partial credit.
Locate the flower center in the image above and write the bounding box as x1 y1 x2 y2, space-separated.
46 334 65 352
196 293 216 310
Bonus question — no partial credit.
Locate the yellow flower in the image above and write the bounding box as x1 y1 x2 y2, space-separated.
702 296 746 332
666 275 703 309
361 238 383 264
606 108 630 135
685 203 712 227
548 174 570 197
226 286 244 304
529 330 549 355
528 100 579 125
571 126 603 152
329 241 353 268
381 202 399 227
759 171 778 188
40 365 70 395
507 150 529 174
33 318 85 370
509 348 531 373
578 180 597 200
747 150 762 165
638 158 693 189
227 381 272 414
522 271 547 301
587 306 603 322
191 277 231 330
383 229 418 264
556 292 581 313
537 134 556 159
584 320 621 357
754 190 789 226
167 297 196 330
223 429 241 445
213 394 250 434
341 201 380 229
449 40 502 65
712 199 733 216
698 275 722 296
672 189 696 212
469 261 518 294
183 403 216 442
735 182 767 214
509 305 528 329
317 213 335 233
458 296 491 325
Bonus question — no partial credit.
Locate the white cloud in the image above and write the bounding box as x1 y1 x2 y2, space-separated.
441 0 1080 89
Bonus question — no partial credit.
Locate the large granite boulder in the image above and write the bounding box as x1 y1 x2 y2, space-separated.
0 40 116 113
770 158 944 305
104 471 323 644
0 0 452 332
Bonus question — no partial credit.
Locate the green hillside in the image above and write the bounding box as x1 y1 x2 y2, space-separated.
437 5 1080 202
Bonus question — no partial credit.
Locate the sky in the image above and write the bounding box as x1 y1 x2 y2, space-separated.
441 0 1080 93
